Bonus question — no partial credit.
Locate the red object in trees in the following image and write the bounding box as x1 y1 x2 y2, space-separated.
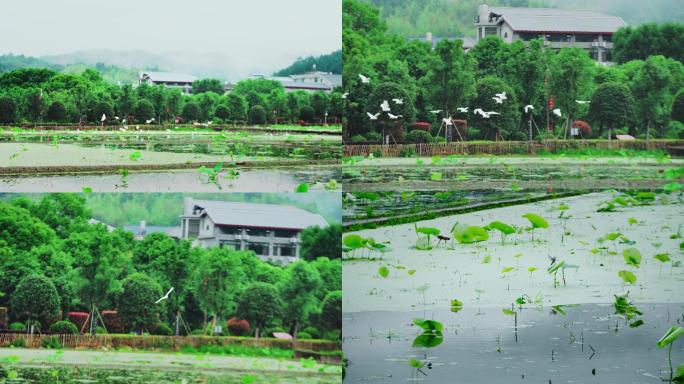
412 122 432 132
548 96 555 109
226 317 250 336
101 310 124 333
571 120 593 138
68 312 89 332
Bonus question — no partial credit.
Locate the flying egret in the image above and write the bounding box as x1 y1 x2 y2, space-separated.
101 114 106 122
575 100 590 104
495 92 507 100
392 98 403 104
380 100 391 112
146 118 155 124
473 108 485 116
429 110 442 114
121 118 126 125
114 116 120 120
155 287 175 304
456 107 468 113
342 93 349 99
359 74 370 83
524 105 534 114
388 113 402 119
481 111 501 118
552 108 562 117
492 96 504 104
442 117 453 125
367 112 380 120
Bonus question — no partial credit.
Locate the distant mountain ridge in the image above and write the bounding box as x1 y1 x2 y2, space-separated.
273 50 342 76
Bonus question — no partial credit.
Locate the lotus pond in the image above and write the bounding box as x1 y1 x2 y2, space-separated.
342 191 684 383
0 348 341 383
342 155 684 192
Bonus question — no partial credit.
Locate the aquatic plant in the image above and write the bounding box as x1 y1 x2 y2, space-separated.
378 266 389 278
623 248 642 268
547 261 578 287
451 223 489 244
295 183 309 193
521 213 548 241
656 326 684 383
414 224 440 250
198 163 223 183
618 270 637 285
484 221 515 244
614 292 643 329
412 318 444 348
450 299 463 313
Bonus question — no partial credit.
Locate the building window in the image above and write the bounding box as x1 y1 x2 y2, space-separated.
274 229 298 238
247 242 270 256
504 32 508 38
247 228 271 237
484 27 498 36
602 34 612 42
519 32 541 41
219 240 240 250
604 50 612 62
187 219 200 238
575 34 598 43
219 226 241 235
278 244 295 257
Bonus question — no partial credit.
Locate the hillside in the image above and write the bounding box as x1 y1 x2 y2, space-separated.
273 50 342 76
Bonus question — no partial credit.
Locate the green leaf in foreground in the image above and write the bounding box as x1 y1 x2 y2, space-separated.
413 318 443 333
378 266 389 278
408 358 425 368
655 253 671 263
81 187 93 193
502 309 516 316
522 213 549 229
657 326 684 348
623 248 642 268
618 270 637 284
295 183 309 193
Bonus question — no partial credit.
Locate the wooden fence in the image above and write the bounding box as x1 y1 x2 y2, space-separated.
0 333 340 352
343 140 684 157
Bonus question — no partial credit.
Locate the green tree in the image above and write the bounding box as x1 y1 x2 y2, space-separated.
320 290 342 332
0 96 17 123
47 100 67 122
214 104 230 122
299 105 315 122
279 261 321 338
182 101 201 122
366 82 414 140
548 48 595 136
12 275 61 330
236 282 282 338
135 99 154 122
672 88 684 123
193 248 246 334
117 272 162 333
226 93 248 122
589 82 636 137
470 76 520 140
249 105 267 125
192 78 225 95
300 224 342 261
632 56 672 141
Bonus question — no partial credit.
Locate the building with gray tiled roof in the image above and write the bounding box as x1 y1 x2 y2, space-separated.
179 198 328 264
475 4 627 63
138 71 198 93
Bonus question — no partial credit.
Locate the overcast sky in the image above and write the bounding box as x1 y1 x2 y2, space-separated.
0 0 341 78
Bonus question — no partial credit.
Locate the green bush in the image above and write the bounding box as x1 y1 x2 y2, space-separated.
350 135 367 143
249 105 267 125
405 130 434 143
399 146 416 157
297 331 312 339
10 338 26 347
0 96 18 123
182 102 201 122
47 101 68 122
191 328 207 336
301 326 320 339
323 329 342 340
153 323 173 336
9 322 25 331
41 336 63 349
366 131 382 142
299 105 315 122
49 321 78 335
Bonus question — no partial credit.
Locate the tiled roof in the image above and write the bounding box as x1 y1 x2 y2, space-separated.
192 200 328 230
489 7 626 33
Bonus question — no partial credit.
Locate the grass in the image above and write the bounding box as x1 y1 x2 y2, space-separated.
179 344 295 359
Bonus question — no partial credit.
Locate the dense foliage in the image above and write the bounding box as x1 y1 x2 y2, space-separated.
343 0 684 141
274 50 342 76
0 67 343 125
0 195 341 339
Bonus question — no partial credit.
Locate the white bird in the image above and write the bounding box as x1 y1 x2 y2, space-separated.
429 110 442 114
146 118 155 124
524 105 534 114
367 112 380 120
575 100 590 104
155 287 174 304
392 98 403 104
359 74 370 83
473 108 485 116
101 114 106 122
380 100 391 112
492 96 504 104
552 108 562 117
342 93 349 99
443 117 453 125
456 107 468 113
114 116 120 120
121 118 126 125
481 111 501 119
495 92 507 101
388 113 402 119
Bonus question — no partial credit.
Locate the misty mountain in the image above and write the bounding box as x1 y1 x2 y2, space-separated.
274 50 342 76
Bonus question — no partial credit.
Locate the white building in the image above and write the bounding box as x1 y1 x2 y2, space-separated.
475 4 627 63
138 71 197 93
179 198 328 264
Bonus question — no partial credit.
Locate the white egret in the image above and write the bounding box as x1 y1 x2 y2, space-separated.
359 74 370 83
552 108 562 117
101 114 106 122
575 100 590 104
493 96 504 104
367 112 380 120
429 110 442 114
342 93 349 99
473 108 485 116
380 100 391 112
481 111 501 118
388 113 402 119
524 105 534 114
456 107 468 113
442 117 453 125
495 92 507 100
146 118 155 124
392 98 403 104
155 287 175 304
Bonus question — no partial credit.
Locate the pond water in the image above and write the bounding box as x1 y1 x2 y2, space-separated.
343 303 684 383
0 167 341 192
